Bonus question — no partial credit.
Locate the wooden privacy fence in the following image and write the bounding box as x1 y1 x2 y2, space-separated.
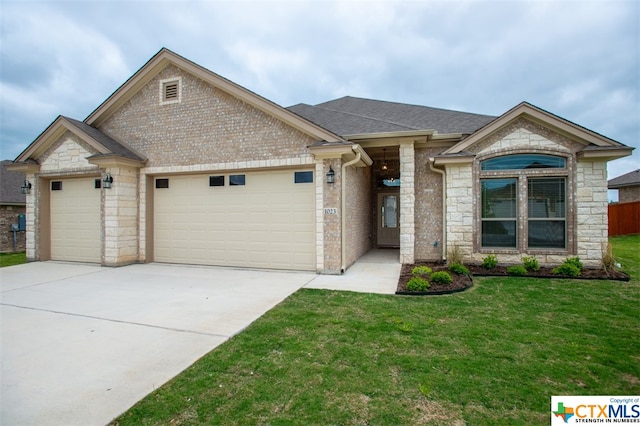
608 201 640 236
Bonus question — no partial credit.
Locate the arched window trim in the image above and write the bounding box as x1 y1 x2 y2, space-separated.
480 153 566 171
474 149 575 255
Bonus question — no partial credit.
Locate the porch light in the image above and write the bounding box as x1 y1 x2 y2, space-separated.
381 148 388 171
103 173 114 189
21 179 32 194
326 167 335 184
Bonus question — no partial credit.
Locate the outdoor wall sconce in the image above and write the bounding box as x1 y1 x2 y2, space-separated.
102 173 114 189
21 179 32 194
326 167 335 184
381 148 388 171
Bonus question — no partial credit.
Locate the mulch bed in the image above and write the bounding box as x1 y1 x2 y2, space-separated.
396 262 630 295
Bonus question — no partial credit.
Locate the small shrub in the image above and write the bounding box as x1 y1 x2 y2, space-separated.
507 265 528 276
601 242 618 274
406 277 430 292
565 256 583 271
448 245 463 265
448 262 469 275
553 263 581 277
481 254 498 270
412 266 433 277
521 256 540 272
430 271 453 285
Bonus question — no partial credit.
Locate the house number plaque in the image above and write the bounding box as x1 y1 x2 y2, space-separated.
324 208 338 215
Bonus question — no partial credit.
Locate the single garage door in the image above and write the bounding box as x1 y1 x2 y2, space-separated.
50 177 101 263
154 169 316 271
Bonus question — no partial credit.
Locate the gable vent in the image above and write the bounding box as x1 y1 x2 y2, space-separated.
159 77 182 105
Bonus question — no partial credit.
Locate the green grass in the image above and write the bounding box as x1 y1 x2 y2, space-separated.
0 251 26 268
112 237 639 426
610 234 640 282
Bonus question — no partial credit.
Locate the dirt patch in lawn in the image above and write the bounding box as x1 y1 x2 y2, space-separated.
397 262 630 295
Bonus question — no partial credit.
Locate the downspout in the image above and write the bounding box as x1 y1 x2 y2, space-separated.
429 158 447 262
341 148 362 273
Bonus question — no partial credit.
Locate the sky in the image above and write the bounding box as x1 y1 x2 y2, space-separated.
1 0 638 186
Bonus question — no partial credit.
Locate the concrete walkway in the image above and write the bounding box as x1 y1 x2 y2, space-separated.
304 249 400 294
0 252 399 426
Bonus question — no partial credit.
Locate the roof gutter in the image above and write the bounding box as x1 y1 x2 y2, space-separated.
429 158 447 262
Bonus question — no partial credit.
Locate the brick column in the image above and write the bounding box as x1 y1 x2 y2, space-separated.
321 158 342 273
400 142 415 264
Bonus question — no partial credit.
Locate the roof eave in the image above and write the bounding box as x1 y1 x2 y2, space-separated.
444 102 627 155
86 48 344 144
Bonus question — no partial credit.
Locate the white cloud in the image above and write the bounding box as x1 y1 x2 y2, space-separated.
0 0 637 174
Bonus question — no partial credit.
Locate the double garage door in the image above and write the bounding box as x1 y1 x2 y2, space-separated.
154 169 316 271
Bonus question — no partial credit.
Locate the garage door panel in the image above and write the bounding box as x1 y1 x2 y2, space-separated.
154 170 315 270
50 178 101 263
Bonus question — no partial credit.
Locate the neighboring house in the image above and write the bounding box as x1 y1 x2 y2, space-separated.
0 160 27 252
8 48 633 271
608 169 640 203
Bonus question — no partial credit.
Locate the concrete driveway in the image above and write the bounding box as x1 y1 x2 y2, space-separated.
0 262 318 426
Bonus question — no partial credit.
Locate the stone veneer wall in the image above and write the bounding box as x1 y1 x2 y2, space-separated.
414 148 444 261
103 166 139 266
399 142 415 264
344 164 372 268
445 117 608 266
575 160 608 267
443 163 474 260
0 205 26 252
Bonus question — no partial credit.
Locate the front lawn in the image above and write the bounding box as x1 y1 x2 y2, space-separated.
0 251 26 268
112 238 639 425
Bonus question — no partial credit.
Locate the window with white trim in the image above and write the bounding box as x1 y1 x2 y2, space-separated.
479 154 569 251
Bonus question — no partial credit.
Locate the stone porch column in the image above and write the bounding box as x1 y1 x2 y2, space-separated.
400 142 415 264
102 165 139 266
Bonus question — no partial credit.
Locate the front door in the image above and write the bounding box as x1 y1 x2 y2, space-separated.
377 193 400 247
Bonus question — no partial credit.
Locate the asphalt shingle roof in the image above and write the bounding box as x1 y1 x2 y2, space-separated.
63 117 145 162
0 160 26 205
287 96 496 137
608 169 640 188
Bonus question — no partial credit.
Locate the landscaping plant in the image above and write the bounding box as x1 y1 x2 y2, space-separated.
411 266 432 277
406 277 430 292
507 265 528 276
521 255 540 272
481 254 498 270
448 262 470 275
430 270 453 285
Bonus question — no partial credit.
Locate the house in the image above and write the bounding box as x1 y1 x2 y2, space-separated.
8 48 633 272
0 160 27 252
608 169 640 203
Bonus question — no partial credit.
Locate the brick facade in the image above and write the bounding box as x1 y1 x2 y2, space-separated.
0 205 26 253
345 163 372 269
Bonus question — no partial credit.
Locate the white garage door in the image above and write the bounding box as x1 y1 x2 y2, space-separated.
50 177 101 263
154 170 316 271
